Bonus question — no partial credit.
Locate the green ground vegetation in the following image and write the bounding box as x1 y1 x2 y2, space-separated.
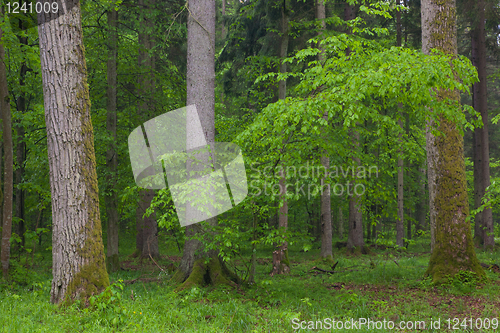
1 232 499 332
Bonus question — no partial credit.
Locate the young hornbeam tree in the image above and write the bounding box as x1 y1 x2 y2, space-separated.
317 0 333 260
38 0 110 303
173 0 237 290
471 0 494 250
271 0 291 275
105 7 120 271
422 0 484 282
1 8 14 279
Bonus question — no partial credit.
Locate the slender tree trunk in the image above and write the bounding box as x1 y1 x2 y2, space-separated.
221 0 226 39
272 0 290 275
415 166 426 234
395 3 404 248
38 0 109 303
422 0 484 282
471 0 493 250
396 118 404 247
1 13 14 278
316 0 332 259
105 8 120 271
15 34 28 249
338 206 344 239
135 0 159 258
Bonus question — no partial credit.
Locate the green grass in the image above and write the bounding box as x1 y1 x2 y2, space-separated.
1 234 500 332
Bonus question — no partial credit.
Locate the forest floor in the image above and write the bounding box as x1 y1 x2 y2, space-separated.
1 233 500 332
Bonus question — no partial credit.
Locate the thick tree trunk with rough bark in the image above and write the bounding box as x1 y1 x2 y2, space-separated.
1 14 14 278
106 8 120 271
38 1 109 303
38 0 109 303
422 0 484 283
471 0 493 250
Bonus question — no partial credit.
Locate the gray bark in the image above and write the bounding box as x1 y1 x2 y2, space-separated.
106 8 120 271
177 0 216 280
38 0 109 303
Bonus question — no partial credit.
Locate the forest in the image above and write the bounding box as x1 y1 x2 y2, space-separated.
1 0 500 331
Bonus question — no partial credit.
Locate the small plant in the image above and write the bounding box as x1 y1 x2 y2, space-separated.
84 280 130 327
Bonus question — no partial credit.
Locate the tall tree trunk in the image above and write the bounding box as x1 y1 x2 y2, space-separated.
135 0 159 258
422 0 484 282
105 8 120 271
317 0 332 259
344 2 364 253
0 12 14 278
173 0 236 290
271 0 290 275
471 0 493 250
395 2 404 248
38 0 109 303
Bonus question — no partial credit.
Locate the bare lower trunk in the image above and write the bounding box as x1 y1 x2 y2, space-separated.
1 15 14 278
38 1 109 303
272 168 290 275
415 166 426 234
338 206 344 239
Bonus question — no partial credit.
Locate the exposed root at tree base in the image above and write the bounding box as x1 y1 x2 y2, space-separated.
172 257 238 293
